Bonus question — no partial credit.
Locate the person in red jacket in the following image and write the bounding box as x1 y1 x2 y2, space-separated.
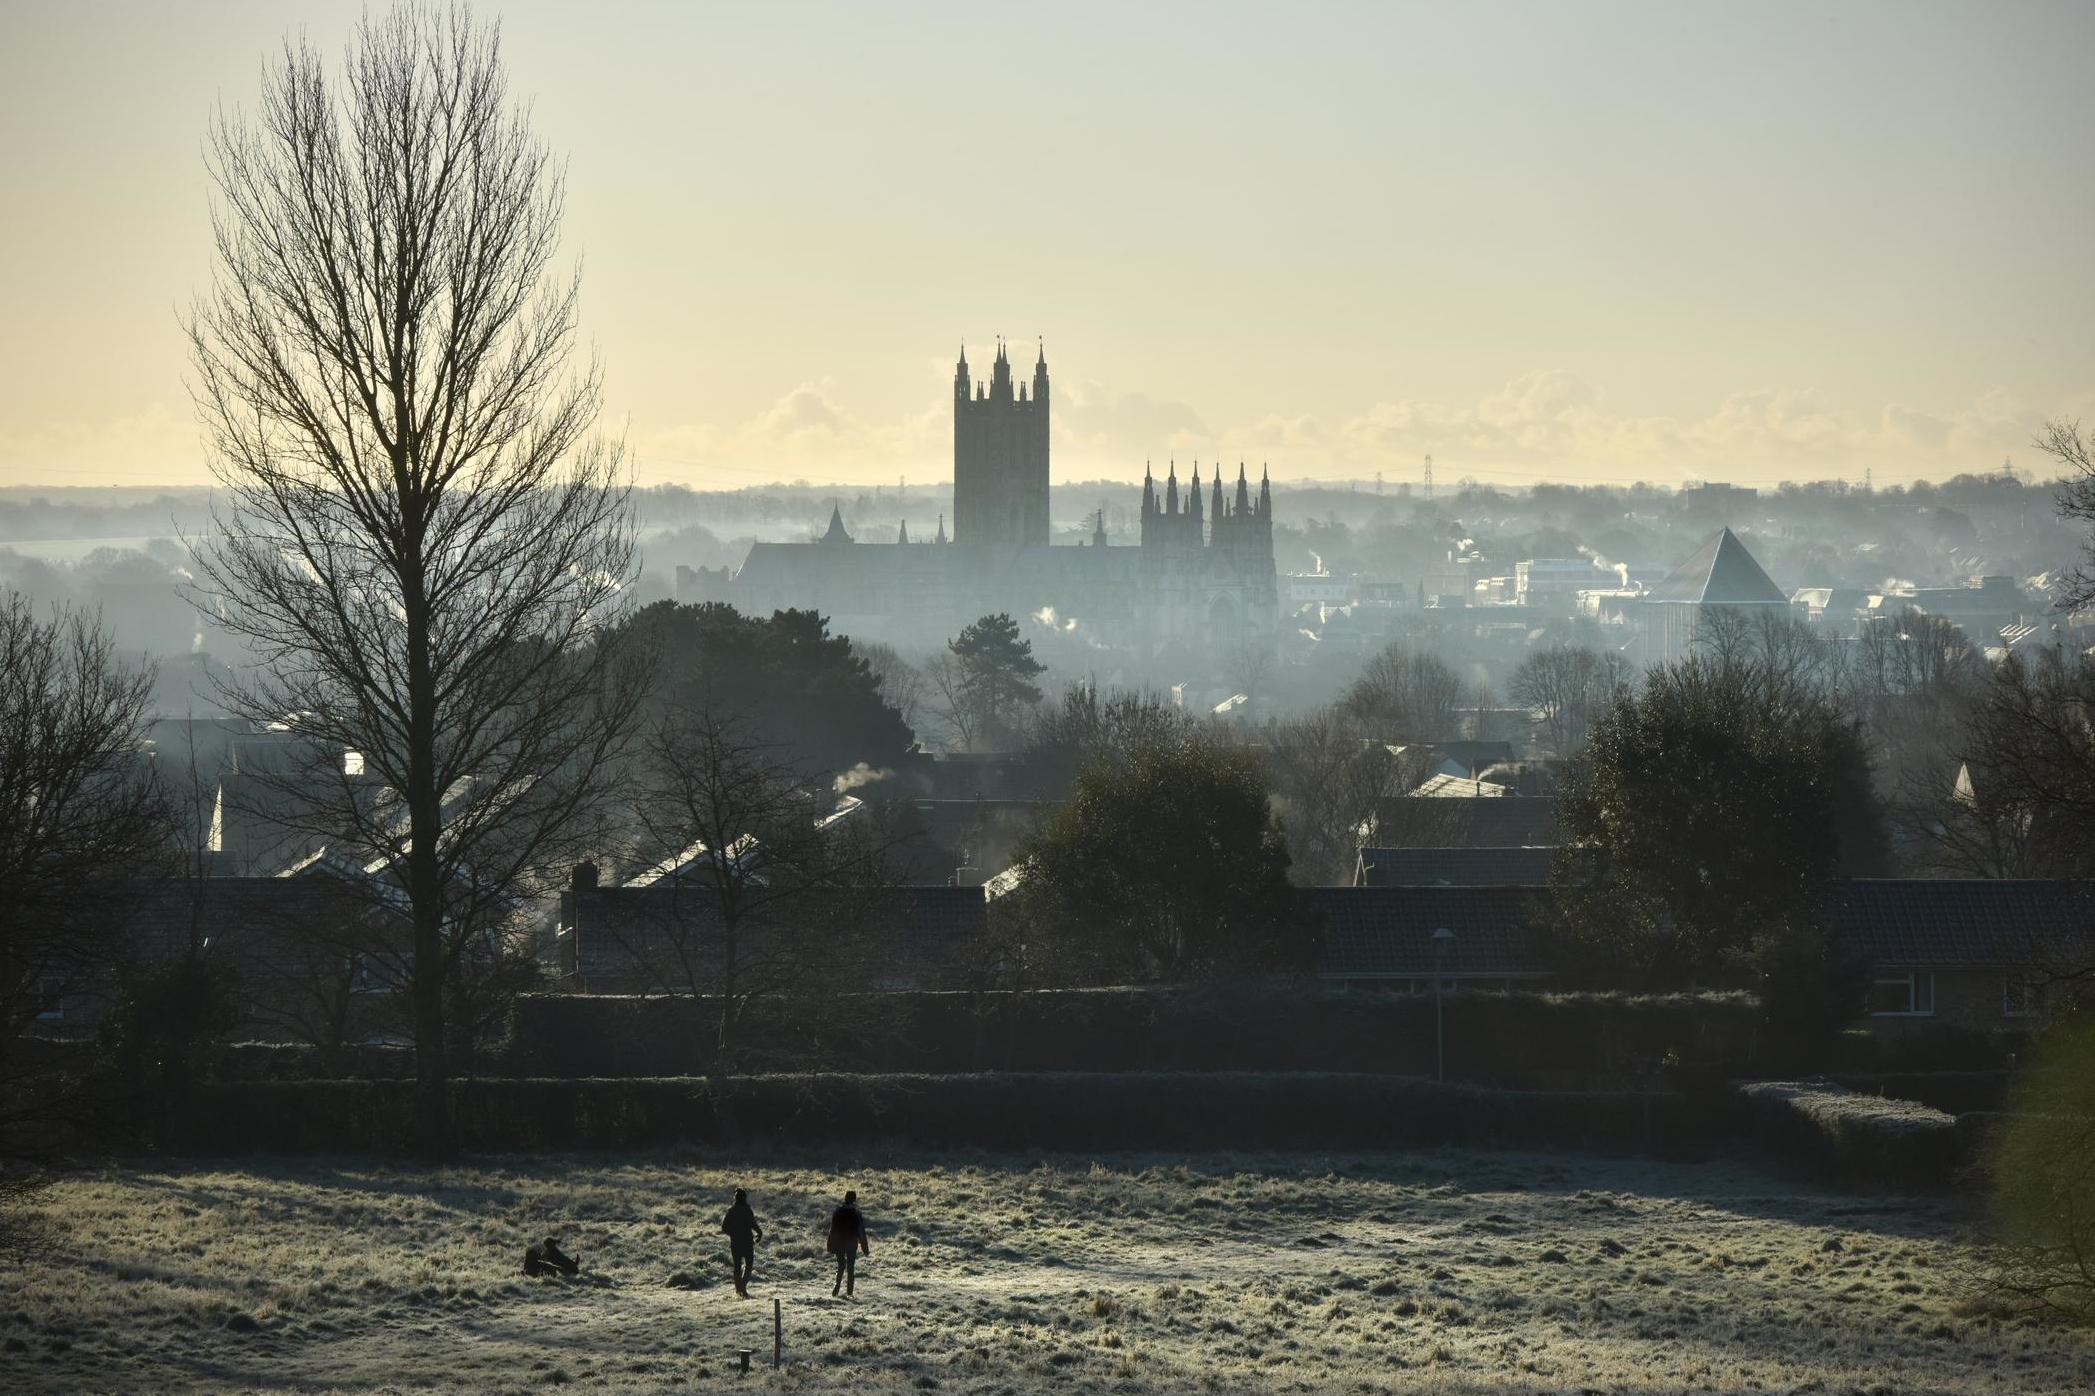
825 1190 869 1297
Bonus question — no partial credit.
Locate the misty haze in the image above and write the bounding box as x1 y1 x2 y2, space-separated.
3 3 2094 1394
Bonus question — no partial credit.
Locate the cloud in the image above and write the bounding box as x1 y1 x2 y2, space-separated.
30 374 2066 491
633 379 942 484
0 401 203 485
1314 374 2061 482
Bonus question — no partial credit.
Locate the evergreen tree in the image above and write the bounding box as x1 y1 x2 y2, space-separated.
1009 736 1309 982
940 613 1046 750
619 601 914 778
1551 655 1887 1023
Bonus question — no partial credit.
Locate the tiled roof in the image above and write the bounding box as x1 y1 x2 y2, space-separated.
1371 796 1560 849
125 874 403 964
1309 886 1552 979
1412 773 1513 798
1356 847 1557 888
1825 879 2095 969
1644 528 1788 606
569 884 987 989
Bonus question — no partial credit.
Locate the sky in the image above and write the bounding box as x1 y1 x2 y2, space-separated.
1 0 2092 490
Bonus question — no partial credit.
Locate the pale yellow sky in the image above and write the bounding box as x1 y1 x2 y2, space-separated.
2 0 2091 489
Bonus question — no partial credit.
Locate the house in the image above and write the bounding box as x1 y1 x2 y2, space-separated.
1354 846 1557 888
887 798 1056 885
1824 879 2095 1030
555 883 989 992
33 873 409 1043
1310 886 1553 991
1368 795 1560 849
1637 527 1790 664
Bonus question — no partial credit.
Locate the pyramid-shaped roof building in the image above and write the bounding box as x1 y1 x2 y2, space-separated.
1644 527 1786 605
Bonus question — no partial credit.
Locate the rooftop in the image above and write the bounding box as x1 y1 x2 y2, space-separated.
1644 528 1788 606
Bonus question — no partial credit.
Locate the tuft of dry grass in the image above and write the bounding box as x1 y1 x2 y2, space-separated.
1 1148 2091 1393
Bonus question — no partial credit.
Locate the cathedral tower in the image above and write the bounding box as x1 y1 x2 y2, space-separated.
953 339 1050 549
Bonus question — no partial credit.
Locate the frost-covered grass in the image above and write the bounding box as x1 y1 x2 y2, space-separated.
5 1149 2091 1393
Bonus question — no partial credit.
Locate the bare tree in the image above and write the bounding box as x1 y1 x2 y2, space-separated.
1940 647 2095 882
0 593 168 1159
1026 682 1193 794
186 4 641 1149
1341 641 1462 741
1508 645 1632 759
922 651 978 751
857 642 926 737
1694 607 1847 701
1261 708 1399 883
617 707 900 1073
2039 419 2095 611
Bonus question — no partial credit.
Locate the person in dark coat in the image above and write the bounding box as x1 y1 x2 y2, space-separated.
523 1235 579 1277
719 1188 764 1296
825 1190 869 1297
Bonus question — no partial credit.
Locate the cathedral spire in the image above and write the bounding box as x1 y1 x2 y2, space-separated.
1142 462 1156 515
897 519 910 545
1190 465 1204 522
1235 462 1251 513
1258 463 1272 515
821 501 852 545
1165 461 1179 515
935 513 947 544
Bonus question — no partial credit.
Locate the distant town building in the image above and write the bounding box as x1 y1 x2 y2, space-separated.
1678 481 1760 516
1637 527 1790 664
1513 557 1598 609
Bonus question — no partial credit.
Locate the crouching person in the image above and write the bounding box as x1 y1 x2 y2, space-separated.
524 1235 580 1277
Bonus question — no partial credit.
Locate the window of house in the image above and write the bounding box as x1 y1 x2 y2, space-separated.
1868 971 1936 1017
2002 976 2037 1019
35 977 66 1022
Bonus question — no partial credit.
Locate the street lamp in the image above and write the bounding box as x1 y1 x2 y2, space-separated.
1431 927 1456 1083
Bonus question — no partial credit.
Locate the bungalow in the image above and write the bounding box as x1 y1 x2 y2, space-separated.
1310 886 1552 993
1353 846 1557 888
1824 879 2095 1030
554 882 989 993
35 873 410 1045
1308 879 2095 1029
1367 795 1561 849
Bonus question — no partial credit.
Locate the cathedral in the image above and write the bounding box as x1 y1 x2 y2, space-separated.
728 341 1279 662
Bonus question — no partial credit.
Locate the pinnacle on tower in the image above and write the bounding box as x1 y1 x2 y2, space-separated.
1235 462 1251 513
821 500 852 545
1165 462 1180 514
1190 465 1204 521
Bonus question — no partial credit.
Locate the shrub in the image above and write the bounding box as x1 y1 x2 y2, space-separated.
170 1072 1709 1156
503 987 1762 1083
1734 1079 1961 1188
1984 1022 2095 1322
1828 1071 2011 1115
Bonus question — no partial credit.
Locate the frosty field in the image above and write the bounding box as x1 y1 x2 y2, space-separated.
4 1149 2089 1394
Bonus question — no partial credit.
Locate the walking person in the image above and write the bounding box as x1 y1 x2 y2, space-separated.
719 1188 764 1297
826 1190 870 1297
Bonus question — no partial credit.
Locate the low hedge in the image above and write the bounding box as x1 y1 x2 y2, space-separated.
1734 1079 1964 1189
168 1072 1707 1156
1828 1071 2011 1115
502 987 1762 1082
1831 1023 2029 1073
205 1042 418 1081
